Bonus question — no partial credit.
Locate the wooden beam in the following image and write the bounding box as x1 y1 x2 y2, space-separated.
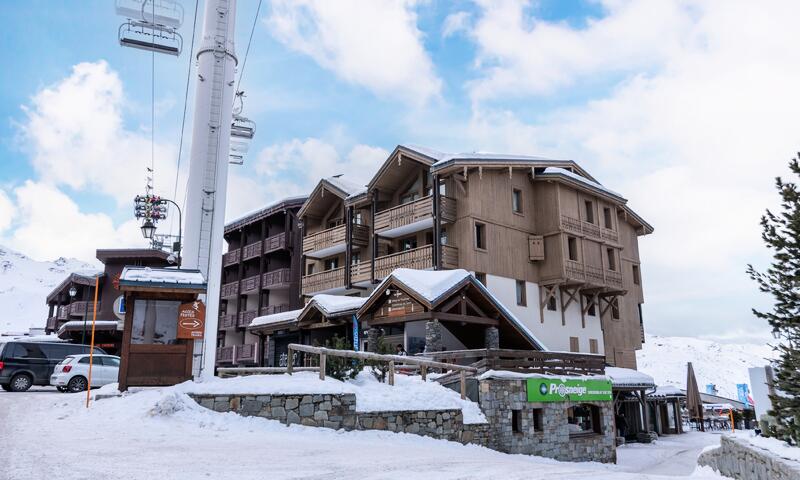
369 312 433 326
464 295 488 318
434 312 499 326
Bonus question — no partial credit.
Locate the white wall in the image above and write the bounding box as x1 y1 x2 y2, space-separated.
482 274 604 354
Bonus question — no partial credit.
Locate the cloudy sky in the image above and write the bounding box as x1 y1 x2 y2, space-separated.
1 0 797 344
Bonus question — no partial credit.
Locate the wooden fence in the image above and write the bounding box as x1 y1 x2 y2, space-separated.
418 348 605 376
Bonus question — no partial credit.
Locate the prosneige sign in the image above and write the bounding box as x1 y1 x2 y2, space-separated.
526 378 612 402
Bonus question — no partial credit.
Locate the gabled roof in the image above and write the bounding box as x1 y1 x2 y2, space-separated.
46 270 104 303
225 195 308 233
358 268 546 350
366 145 438 192
96 248 170 264
249 294 367 331
118 266 206 293
298 176 367 219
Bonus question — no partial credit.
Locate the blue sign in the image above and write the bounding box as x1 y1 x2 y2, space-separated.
352 315 359 351
706 384 718 395
736 384 750 405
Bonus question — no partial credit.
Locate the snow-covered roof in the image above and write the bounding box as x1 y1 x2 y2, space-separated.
325 175 367 198
225 195 308 231
401 144 562 167
249 309 303 328
371 268 546 350
539 167 625 202
649 385 686 398
478 370 608 382
119 267 206 288
605 366 656 388
58 320 121 335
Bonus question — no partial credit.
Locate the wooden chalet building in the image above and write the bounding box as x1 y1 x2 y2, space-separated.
295 145 653 368
44 249 170 354
216 196 307 367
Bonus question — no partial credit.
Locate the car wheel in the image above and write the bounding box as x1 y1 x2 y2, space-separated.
67 376 88 393
9 374 32 392
1 383 11 392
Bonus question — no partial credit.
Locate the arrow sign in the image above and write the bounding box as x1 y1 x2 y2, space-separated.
177 300 206 339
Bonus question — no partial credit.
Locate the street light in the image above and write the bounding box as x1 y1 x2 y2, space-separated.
141 218 156 239
68 286 77 298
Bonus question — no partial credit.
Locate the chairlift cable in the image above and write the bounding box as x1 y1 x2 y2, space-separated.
151 0 156 191
234 0 263 98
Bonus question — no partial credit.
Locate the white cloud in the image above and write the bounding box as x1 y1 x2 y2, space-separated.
266 0 441 104
2 181 146 262
442 11 471 38
18 60 177 205
0 190 14 234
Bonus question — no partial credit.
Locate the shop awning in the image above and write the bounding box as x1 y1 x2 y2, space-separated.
605 367 655 389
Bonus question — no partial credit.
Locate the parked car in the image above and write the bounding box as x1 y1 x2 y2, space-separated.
0 341 106 392
50 354 120 392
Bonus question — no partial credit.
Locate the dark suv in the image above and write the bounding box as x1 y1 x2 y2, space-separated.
0 341 106 392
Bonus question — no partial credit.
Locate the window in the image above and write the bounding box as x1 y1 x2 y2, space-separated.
400 176 422 204
440 227 448 246
586 296 596 316
607 248 616 271
10 343 45 359
474 222 487 250
353 212 363 225
547 295 557 311
306 264 315 275
567 404 602 435
611 298 620 320
475 272 487 286
531 408 544 432
351 253 361 265
326 218 344 229
512 189 523 214
79 357 92 364
101 356 120 367
515 280 527 306
603 207 613 229
569 337 579 353
567 236 579 261
512 409 523 434
400 237 418 251
632 265 641 285
584 200 595 224
131 300 180 345
589 339 599 354
324 258 339 270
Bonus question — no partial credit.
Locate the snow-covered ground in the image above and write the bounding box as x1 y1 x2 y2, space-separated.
638 334 775 399
730 431 800 464
0 387 724 480
0 245 95 335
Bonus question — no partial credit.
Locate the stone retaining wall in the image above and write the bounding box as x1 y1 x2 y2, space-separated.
698 435 800 480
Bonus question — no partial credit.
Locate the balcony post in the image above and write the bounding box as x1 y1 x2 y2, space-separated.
236 229 245 323
345 205 353 289
432 174 441 270
258 219 266 314
370 189 378 284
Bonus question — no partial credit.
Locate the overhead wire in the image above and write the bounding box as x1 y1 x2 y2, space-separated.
235 0 263 98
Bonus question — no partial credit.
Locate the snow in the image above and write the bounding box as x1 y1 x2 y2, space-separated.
225 194 308 227
1 387 726 479
730 432 800 464
605 367 656 388
120 266 206 286
478 370 606 382
540 167 625 200
326 175 367 198
650 385 686 398
638 334 774 399
1 334 67 343
0 245 97 335
310 293 367 315
401 144 562 166
175 370 487 424
249 308 302 327
57 320 121 333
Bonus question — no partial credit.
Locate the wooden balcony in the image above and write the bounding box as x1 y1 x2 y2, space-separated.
259 304 291 316
242 241 262 261
564 260 624 290
236 343 258 364
240 275 261 295
263 233 287 254
302 266 345 296
374 244 458 280
67 301 94 316
262 268 292 289
222 249 240 267
237 310 258 328
303 224 369 258
351 260 372 284
374 195 456 237
46 316 58 331
216 346 235 364
560 215 618 244
221 281 239 299
57 306 68 320
219 313 237 330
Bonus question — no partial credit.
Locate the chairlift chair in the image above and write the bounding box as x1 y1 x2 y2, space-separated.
119 20 183 56
116 0 184 28
229 114 256 165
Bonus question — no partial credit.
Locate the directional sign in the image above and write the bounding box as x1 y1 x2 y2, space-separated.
177 300 206 339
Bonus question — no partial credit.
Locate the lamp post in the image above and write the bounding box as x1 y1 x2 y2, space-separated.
134 195 182 267
140 218 156 239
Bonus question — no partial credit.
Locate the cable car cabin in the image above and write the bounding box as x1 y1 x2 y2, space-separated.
116 266 206 391
116 0 184 29
119 21 182 56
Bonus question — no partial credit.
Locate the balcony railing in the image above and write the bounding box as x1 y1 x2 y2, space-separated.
235 343 258 364
262 268 291 289
57 306 68 320
560 215 618 244
240 275 260 295
564 260 624 290
302 266 345 296
221 281 239 299
67 301 93 316
259 304 291 316
374 195 456 235
46 316 58 331
351 260 371 284
237 310 258 328
263 233 287 254
302 224 369 256
242 241 262 261
222 249 240 267
374 244 458 280
216 346 235 364
219 313 237 330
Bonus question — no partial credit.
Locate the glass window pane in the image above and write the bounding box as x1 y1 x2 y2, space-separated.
131 300 180 345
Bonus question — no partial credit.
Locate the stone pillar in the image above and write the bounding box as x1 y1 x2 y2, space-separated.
425 320 442 352
367 328 380 353
484 326 499 349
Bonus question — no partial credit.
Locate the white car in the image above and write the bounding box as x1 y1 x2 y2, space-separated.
50 354 120 393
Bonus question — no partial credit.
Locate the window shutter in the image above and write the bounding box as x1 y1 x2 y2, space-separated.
528 235 544 261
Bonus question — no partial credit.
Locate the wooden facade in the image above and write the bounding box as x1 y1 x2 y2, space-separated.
216 196 306 367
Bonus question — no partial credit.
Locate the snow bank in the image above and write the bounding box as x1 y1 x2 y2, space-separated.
731 432 800 463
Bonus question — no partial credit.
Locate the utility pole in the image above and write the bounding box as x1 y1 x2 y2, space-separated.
182 0 238 380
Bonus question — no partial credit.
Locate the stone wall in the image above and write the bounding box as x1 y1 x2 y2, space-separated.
698 435 800 480
189 393 489 445
477 378 616 463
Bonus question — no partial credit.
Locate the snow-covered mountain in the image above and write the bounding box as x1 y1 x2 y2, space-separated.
637 334 775 400
0 245 96 334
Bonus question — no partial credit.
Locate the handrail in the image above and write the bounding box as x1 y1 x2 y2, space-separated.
287 343 476 399
217 366 319 378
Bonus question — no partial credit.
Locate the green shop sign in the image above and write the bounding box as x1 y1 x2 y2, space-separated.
526 378 612 402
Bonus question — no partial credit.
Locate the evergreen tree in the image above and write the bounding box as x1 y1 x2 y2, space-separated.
747 154 800 445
